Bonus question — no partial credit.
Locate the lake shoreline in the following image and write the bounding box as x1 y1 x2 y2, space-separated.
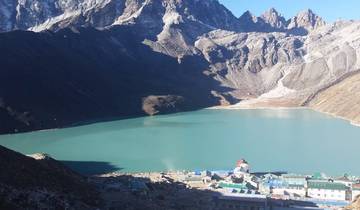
2 107 360 176
2 102 359 136
210 103 360 128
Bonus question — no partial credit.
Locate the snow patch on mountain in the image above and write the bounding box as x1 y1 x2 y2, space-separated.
163 10 182 27
29 10 81 32
112 0 148 25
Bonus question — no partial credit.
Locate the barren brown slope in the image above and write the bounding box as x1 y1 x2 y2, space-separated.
345 197 360 210
309 72 360 125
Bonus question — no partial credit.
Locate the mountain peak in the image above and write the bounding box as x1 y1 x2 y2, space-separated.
298 8 316 16
263 7 281 17
296 9 320 21
0 0 241 33
241 10 253 17
260 7 287 29
301 8 314 13
268 7 279 14
238 10 263 32
239 10 257 22
0 1 327 37
288 8 326 33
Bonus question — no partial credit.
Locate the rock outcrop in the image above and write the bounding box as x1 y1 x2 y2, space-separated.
142 95 185 116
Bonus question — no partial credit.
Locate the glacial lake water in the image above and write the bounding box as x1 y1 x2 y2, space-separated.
0 109 359 176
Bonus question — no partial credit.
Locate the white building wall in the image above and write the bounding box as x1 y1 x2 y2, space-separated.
272 188 286 195
284 188 306 197
308 188 347 201
334 180 353 188
272 188 306 197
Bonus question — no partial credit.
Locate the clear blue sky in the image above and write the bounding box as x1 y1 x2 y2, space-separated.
219 0 360 22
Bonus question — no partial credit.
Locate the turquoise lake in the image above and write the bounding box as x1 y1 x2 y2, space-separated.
0 109 359 176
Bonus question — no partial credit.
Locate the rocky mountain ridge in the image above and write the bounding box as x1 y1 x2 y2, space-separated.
0 0 324 35
0 0 241 32
0 0 359 133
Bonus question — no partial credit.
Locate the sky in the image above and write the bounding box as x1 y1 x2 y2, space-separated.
219 0 360 22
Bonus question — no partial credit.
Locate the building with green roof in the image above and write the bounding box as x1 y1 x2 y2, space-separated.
308 181 350 191
218 182 248 190
307 181 351 201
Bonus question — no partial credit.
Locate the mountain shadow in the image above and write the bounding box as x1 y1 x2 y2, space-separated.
0 145 100 209
0 145 321 210
62 160 123 176
0 26 237 134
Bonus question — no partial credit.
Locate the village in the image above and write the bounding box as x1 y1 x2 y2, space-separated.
93 160 360 210
178 159 360 209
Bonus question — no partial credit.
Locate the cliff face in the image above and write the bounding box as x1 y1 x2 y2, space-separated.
0 145 100 209
0 0 360 133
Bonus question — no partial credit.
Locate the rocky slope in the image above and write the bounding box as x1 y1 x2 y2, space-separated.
0 0 359 133
0 145 100 209
223 20 360 119
0 145 217 210
309 71 360 126
346 196 360 210
0 26 226 134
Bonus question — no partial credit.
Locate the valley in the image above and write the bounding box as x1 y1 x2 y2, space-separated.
1 0 360 133
1 1 360 209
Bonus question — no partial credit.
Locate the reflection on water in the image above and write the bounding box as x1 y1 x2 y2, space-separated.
61 160 123 176
257 109 298 119
0 109 359 175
